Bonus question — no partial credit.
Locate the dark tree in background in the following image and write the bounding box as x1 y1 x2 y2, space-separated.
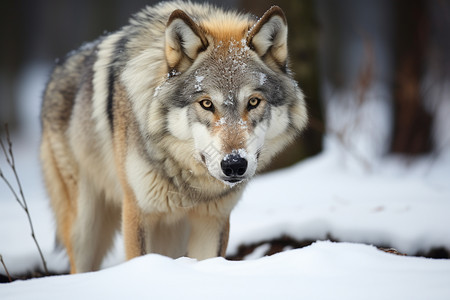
318 0 449 159
427 1 450 156
0 1 26 130
391 0 433 155
391 0 450 156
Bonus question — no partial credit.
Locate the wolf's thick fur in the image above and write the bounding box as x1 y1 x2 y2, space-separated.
40 1 307 273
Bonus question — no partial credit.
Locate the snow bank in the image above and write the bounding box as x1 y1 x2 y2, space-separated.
2 241 450 300
228 151 450 256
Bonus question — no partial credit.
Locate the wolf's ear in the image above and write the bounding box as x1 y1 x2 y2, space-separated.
165 10 209 70
247 6 288 71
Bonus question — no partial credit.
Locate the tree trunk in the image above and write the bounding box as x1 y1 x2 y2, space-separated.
0 1 27 132
390 0 433 154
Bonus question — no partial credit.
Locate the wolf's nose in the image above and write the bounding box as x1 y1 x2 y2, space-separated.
221 154 248 177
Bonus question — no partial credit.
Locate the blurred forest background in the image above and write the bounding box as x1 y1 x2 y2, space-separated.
1 0 449 170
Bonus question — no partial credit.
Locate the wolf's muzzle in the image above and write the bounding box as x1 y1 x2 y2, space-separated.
221 154 247 182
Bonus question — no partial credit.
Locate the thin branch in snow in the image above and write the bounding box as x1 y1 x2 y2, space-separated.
0 254 12 282
0 124 49 275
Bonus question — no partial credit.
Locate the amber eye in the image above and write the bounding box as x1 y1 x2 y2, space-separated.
247 97 261 110
199 99 215 112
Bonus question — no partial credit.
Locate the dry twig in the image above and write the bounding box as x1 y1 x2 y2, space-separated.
0 124 49 275
0 254 12 282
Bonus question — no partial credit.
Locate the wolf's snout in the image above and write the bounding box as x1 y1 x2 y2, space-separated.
221 154 248 179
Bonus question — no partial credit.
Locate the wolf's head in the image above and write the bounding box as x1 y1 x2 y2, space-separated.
152 6 307 186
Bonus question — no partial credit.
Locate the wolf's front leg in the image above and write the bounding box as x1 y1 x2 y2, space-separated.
123 196 190 259
187 213 230 260
122 194 144 260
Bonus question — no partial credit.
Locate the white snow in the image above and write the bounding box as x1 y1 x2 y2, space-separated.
243 243 271 260
258 72 267 85
237 118 247 129
167 70 181 78
1 64 450 298
227 151 450 256
223 94 234 106
194 74 204 91
222 149 248 162
2 241 450 300
214 117 226 126
237 148 247 158
153 84 162 97
195 75 204 83
240 38 250 51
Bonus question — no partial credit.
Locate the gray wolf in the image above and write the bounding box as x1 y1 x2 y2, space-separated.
40 0 307 273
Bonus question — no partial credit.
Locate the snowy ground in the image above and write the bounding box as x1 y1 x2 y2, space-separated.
2 241 450 300
1 64 450 298
229 150 450 257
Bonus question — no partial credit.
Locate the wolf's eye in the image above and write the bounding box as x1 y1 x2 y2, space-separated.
199 99 215 112
247 98 261 110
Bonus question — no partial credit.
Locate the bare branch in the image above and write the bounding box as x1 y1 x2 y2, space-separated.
0 124 49 275
0 171 25 210
0 254 12 282
4 125 28 208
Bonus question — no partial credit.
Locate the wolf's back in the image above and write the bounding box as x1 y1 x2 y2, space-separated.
41 42 100 132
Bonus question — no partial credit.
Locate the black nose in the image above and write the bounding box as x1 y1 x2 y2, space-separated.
221 154 248 177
